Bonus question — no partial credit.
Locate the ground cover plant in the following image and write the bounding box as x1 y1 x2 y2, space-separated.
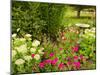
11 1 96 74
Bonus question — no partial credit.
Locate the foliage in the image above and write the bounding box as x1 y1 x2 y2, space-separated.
12 1 66 41
12 1 96 74
69 5 96 18
79 28 96 63
12 33 44 74
12 26 96 74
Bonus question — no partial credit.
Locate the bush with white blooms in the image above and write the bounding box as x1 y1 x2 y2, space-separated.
12 33 44 74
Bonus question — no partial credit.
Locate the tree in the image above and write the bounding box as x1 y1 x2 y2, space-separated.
12 1 66 42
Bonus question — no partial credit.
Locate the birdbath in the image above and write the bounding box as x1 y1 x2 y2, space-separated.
75 23 90 35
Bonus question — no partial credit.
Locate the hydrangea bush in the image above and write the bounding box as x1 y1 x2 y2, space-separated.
12 33 44 74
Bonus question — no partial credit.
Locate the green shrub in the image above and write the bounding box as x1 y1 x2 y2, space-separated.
12 1 66 41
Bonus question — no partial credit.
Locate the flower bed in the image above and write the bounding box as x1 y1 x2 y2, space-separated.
12 27 96 74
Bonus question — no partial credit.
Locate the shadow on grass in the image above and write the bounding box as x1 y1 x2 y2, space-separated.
68 16 95 19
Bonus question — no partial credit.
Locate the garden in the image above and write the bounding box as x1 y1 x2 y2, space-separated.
11 1 96 74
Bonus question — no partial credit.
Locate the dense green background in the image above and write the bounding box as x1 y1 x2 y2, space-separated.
12 1 96 42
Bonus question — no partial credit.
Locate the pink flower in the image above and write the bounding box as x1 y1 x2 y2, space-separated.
51 58 58 65
58 63 64 69
31 54 35 58
50 53 54 57
73 62 81 69
67 57 71 61
45 59 52 64
67 61 71 65
59 48 63 50
80 55 83 60
39 62 45 69
74 56 78 60
72 46 79 52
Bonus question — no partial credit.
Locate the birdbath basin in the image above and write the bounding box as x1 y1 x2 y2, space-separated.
75 23 90 34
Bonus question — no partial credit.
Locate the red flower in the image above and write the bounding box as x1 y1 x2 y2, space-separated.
67 57 71 61
49 53 54 57
59 48 63 50
51 58 58 65
67 61 71 65
73 62 81 69
74 56 78 60
58 63 64 69
72 46 79 52
39 62 45 69
45 59 52 64
80 55 83 60
31 54 35 58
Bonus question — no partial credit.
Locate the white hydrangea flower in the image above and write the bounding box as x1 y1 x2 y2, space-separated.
30 48 36 53
25 34 32 38
38 49 44 54
24 55 32 61
17 44 27 54
12 34 17 38
90 27 95 33
17 28 20 32
34 54 40 60
32 40 40 47
38 47 44 54
40 47 44 51
85 29 91 34
12 50 17 57
91 27 95 31
81 34 88 38
15 59 25 65
20 38 26 42
88 33 95 38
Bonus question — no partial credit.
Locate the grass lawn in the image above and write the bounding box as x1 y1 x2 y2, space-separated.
62 7 96 27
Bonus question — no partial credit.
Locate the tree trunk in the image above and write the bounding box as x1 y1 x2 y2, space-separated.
77 10 81 18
